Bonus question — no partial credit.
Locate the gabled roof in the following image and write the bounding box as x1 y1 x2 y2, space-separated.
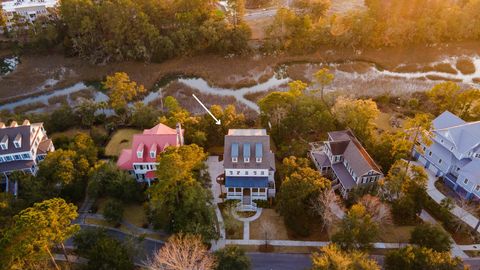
433 111 480 155
224 129 274 170
327 130 382 176
116 123 182 170
461 159 480 179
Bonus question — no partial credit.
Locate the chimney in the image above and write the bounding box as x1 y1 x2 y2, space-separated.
176 123 184 146
10 121 17 128
0 122 4 129
22 119 30 126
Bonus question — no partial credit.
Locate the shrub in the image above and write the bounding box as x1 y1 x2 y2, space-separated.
215 246 251 270
103 199 124 226
410 223 452 252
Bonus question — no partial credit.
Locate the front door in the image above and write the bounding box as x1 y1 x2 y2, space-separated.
242 188 251 205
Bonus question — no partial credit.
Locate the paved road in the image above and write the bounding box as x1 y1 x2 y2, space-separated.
248 253 312 270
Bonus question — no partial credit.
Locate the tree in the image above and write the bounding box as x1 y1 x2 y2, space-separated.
0 198 79 270
332 204 379 251
383 160 428 224
74 228 135 270
147 233 216 270
384 246 462 270
313 67 334 101
131 102 160 129
410 223 452 252
293 0 331 20
426 82 461 114
88 162 142 202
276 157 331 236
358 194 392 226
148 145 217 241
310 188 341 235
103 198 124 226
227 0 246 28
311 244 380 270
75 99 99 127
214 246 251 270
332 97 380 143
103 72 146 117
259 219 277 248
391 113 433 178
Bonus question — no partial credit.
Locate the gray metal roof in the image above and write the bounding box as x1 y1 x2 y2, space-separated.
0 125 31 155
433 111 480 155
332 163 356 190
326 130 383 176
224 129 274 170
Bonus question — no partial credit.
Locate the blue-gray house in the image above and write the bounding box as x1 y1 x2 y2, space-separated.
413 111 480 200
223 129 276 211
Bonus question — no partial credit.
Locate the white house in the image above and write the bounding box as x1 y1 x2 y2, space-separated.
1 0 58 28
0 120 55 195
413 111 480 200
223 129 276 211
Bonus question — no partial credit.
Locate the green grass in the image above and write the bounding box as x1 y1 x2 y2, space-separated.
123 203 148 228
105 129 142 157
377 225 415 243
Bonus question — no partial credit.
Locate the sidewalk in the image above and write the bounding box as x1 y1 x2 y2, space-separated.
412 160 480 233
226 239 408 249
207 156 226 251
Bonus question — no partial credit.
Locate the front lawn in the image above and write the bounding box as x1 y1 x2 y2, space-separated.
105 129 142 157
377 225 415 243
219 202 243 239
94 197 148 228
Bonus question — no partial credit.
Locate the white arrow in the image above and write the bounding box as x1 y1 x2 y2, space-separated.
192 94 221 125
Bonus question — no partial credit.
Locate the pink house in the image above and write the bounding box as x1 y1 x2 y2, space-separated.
117 123 184 185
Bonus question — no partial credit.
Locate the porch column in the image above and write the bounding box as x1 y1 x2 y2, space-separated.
5 173 9 194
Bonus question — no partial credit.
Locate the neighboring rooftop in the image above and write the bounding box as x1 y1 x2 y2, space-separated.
327 130 382 175
117 123 183 170
2 0 58 12
432 111 480 155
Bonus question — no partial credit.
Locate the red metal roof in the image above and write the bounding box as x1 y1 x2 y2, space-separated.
116 123 183 170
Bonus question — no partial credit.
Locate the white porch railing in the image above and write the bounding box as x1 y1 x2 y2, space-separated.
236 201 257 212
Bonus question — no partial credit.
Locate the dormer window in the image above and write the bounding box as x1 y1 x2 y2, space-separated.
150 144 157 158
14 133 22 148
0 135 8 150
244 143 251 163
231 143 239 163
137 143 144 158
255 143 263 163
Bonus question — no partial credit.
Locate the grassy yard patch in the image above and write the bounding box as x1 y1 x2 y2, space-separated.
207 146 224 156
250 209 329 241
250 209 289 240
377 225 415 243
374 112 400 133
105 129 142 157
219 202 244 239
123 203 148 228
